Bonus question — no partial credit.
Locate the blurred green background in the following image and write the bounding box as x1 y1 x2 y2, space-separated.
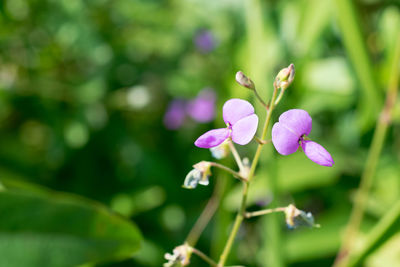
0 0 399 266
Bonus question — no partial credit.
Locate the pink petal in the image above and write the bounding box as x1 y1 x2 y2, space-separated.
194 128 229 148
279 109 312 137
231 114 258 145
223 99 255 125
301 140 334 167
271 122 300 155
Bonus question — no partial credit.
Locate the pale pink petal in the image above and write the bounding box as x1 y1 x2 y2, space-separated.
194 128 229 148
279 109 312 137
301 140 334 167
272 122 300 155
223 99 255 125
231 114 258 145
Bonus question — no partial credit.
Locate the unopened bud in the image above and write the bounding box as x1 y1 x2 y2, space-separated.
235 71 255 90
275 64 295 90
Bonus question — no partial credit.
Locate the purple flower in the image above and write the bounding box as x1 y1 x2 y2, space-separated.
194 30 216 53
195 99 258 148
187 89 216 123
271 109 334 167
164 100 186 130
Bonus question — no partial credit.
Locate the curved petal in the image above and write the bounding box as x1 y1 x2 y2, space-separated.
231 114 258 145
223 99 255 125
271 122 300 155
194 128 229 148
301 140 334 167
279 109 312 137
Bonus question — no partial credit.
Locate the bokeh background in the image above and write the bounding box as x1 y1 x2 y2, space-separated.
0 0 399 266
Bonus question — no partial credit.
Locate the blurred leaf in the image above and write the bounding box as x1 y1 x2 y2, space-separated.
365 233 400 267
284 207 347 262
333 0 382 131
348 199 400 267
0 180 142 267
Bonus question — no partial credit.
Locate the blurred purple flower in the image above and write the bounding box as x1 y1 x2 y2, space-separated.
195 99 258 148
163 100 186 130
194 30 216 53
187 89 216 123
271 109 334 167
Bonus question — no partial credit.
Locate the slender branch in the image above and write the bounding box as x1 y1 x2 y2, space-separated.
228 141 245 173
217 84 280 267
274 89 285 106
334 33 400 267
186 179 222 246
209 162 247 182
254 137 271 145
191 247 218 267
244 207 286 219
253 87 269 109
348 199 400 267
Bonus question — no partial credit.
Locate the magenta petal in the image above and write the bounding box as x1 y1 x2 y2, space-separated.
279 109 312 136
231 114 258 145
223 99 255 125
271 122 300 155
301 140 334 167
194 128 229 148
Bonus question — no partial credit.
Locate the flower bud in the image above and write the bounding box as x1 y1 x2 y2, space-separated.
235 71 255 90
275 63 295 90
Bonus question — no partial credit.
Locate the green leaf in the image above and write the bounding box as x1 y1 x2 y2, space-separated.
0 183 142 267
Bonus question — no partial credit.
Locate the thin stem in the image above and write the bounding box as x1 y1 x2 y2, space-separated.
248 84 279 182
186 179 222 246
274 89 285 106
191 247 218 267
254 137 271 145
245 207 286 219
253 88 269 109
209 162 247 182
217 84 280 267
228 141 245 173
348 199 400 267
334 33 400 267
217 182 248 267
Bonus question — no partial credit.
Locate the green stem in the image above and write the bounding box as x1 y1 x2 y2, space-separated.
333 0 382 130
209 162 247 182
191 247 218 267
334 33 400 267
217 85 279 266
348 200 400 267
253 87 269 109
186 179 222 246
245 207 286 218
228 141 245 173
